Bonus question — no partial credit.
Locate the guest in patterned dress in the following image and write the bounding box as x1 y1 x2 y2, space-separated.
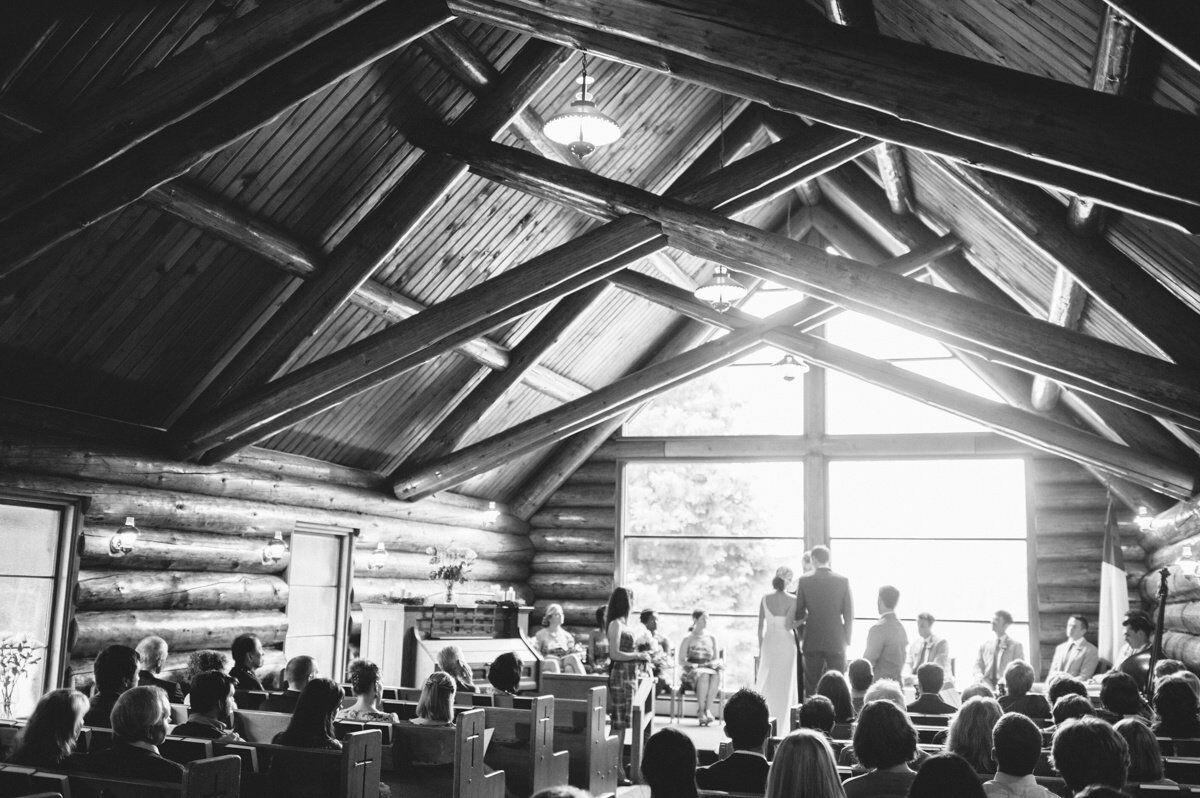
335 659 399 723
535 603 586 674
605 587 652 781
678 609 722 726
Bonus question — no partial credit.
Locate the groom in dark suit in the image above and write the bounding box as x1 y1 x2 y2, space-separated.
794 545 853 697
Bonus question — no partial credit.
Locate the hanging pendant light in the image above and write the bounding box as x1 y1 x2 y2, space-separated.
773 354 809 382
694 265 747 312
543 53 621 158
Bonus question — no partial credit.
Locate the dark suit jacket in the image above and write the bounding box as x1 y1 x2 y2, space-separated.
261 690 301 714
67 740 185 783
83 693 119 728
794 567 853 653
907 693 957 715
138 670 185 703
695 751 769 794
998 693 1052 720
231 664 264 691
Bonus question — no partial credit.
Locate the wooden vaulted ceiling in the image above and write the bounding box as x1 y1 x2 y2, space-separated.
2 0 1200 515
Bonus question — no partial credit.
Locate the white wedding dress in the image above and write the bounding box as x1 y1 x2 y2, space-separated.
754 596 797 726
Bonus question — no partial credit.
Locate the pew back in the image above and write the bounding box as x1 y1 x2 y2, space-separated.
540 673 607 701
552 685 619 798
482 695 569 796
70 753 240 798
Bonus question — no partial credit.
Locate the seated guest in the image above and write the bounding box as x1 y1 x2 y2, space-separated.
135 636 184 702
187 649 230 681
842 701 918 798
487 651 523 698
764 728 846 798
817 670 856 723
905 612 951 688
84 644 140 728
1110 611 1153 692
848 659 873 714
641 727 698 798
974 611 1024 690
696 689 770 794
1172 670 1200 699
1052 694 1095 727
1050 716 1130 796
262 655 317 713
1048 616 1100 680
587 606 610 674
1047 674 1089 706
336 658 399 722
961 683 996 702
411 672 456 726
1098 671 1149 722
998 660 1050 720
908 752 986 798
1152 658 1187 683
68 686 183 783
799 695 837 737
641 608 674 695
1151 676 1200 738
535 603 586 674
531 789 591 798
908 663 957 715
269 678 345 798
171 671 242 741
230 633 265 690
1074 789 1130 798
1114 718 1176 788
7 688 89 769
983 712 1057 798
840 681 929 769
947 696 1003 775
435 645 476 693
864 585 908 683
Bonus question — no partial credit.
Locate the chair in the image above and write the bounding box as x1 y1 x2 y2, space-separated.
671 648 725 723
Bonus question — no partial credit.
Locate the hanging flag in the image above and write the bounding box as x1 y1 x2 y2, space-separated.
1099 493 1130 665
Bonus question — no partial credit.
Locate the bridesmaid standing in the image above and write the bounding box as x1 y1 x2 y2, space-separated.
755 567 798 725
605 587 652 780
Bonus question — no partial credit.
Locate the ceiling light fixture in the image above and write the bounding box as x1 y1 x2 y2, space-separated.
694 264 748 312
774 354 809 382
543 52 621 158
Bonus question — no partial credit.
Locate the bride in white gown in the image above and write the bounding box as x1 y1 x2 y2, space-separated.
754 567 798 726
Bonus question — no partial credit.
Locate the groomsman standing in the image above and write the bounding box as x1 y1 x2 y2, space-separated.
794 545 853 697
1048 615 1100 679
974 610 1024 689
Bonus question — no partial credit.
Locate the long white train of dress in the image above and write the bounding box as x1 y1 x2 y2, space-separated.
754 598 797 726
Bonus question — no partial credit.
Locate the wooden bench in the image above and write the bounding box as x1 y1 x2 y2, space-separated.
1160 739 1200 758
1165 758 1200 785
0 763 71 798
540 672 607 700
551 686 619 798
482 695 569 797
64 754 240 798
215 730 382 798
541 671 654 785
389 708 505 798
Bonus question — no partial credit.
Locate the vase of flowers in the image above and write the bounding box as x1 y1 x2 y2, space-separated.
428 544 478 604
0 636 41 718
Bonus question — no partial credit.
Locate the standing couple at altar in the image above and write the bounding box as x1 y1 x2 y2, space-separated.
754 545 853 725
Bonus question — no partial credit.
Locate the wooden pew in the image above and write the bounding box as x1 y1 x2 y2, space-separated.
216 730 382 798
159 737 214 765
550 686 619 798
540 672 607 700
482 695 569 797
0 764 71 798
629 676 656 784
389 708 504 798
232 709 291 743
68 753 241 798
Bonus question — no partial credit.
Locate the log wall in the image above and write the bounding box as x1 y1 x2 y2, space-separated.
0 435 532 688
1137 492 1200 672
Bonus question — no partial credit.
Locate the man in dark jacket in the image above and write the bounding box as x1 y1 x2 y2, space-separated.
794 545 853 697
69 686 184 783
696 689 771 794
171 671 242 741
83 644 139 728
261 655 317 713
907 663 958 715
229 633 265 690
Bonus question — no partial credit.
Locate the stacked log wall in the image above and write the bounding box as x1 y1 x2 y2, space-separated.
1030 457 1143 677
1137 492 1200 670
0 435 532 687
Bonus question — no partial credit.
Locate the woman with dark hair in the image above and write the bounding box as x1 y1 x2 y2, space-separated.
755 568 797 727
906 752 986 798
816 670 855 723
7 689 89 768
945 696 1003 774
678 609 721 726
847 659 873 714
269 678 345 798
640 727 698 798
1099 671 1150 722
487 651 523 699
588 605 610 674
606 587 653 745
1153 676 1200 738
336 658 399 722
1115 718 1176 787
842 701 918 798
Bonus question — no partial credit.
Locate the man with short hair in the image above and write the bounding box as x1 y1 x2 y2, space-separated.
907 664 956 715
135 636 185 703
1050 716 1130 796
68 686 184 783
1048 616 1100 680
262 655 317 713
171 671 243 741
798 694 836 736
863 585 907 683
84 644 140 728
639 608 674 696
695 688 771 794
974 610 1025 689
984 712 1058 798
794 545 853 697
1114 610 1153 691
999 660 1051 720
230 633 265 690
904 612 951 686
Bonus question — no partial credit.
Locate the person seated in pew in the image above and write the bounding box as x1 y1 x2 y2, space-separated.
799 695 837 738
67 686 184 783
269 678 362 798
946 696 1003 775
961 683 996 702
411 672 456 726
136 636 185 703
535 603 586 674
1050 716 1131 797
1115 718 1177 789
586 606 610 674
640 727 698 798
170 671 242 742
84 644 140 728
908 752 986 798
764 728 846 798
1052 695 1096 728
229 633 265 691
983 712 1058 798
531 788 592 798
695 688 771 794
1171 670 1200 700
261 655 317 713
1151 676 1200 738
1073 788 1129 798
1098 672 1150 724
817 670 856 723
335 658 399 723
847 659 873 715
841 701 919 798
998 661 1051 721
6 688 90 769
487 651 523 700
840 681 931 770
187 650 230 679
907 663 957 715
1152 659 1187 682
435 645 477 693
1046 674 1089 706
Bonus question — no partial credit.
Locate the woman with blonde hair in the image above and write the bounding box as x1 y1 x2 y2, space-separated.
436 645 476 693
945 696 1003 774
678 608 721 726
7 688 90 768
535 603 585 674
414 672 456 725
765 728 846 798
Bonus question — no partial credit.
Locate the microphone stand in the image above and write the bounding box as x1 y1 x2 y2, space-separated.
1146 567 1170 701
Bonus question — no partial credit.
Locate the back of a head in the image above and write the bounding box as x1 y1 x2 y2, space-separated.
1051 716 1130 793
816 670 854 720
488 652 522 693
810 545 830 566
284 678 343 745
917 663 944 695
960 683 995 702
1115 717 1164 783
346 658 380 696
1152 658 1187 681
530 788 592 798
907 752 986 798
947 697 1003 773
594 606 606 627
231 633 259 665
189 670 235 715
1003 659 1035 698
1099 671 1143 716
878 584 899 611
187 649 230 681
605 588 632 626
641 727 697 798
417 671 456 723
852 700 916 769
992 712 1043 777
285 655 317 690
10 688 89 767
1074 787 1133 798
765 729 844 798
799 695 836 734
1047 675 1089 705
847 659 873 691
723 689 770 750
111 686 168 744
93 644 139 695
1052 694 1095 725
1154 676 1199 722
863 678 905 711
135 636 167 672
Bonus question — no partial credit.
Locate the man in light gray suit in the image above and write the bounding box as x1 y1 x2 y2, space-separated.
794 545 853 697
863 585 908 683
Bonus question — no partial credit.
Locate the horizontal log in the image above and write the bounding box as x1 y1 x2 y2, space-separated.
529 508 616 529
80 526 288 574
1140 565 1200 604
1038 561 1147 592
77 570 289 612
1035 535 1101 561
1140 496 1200 553
70 649 288 693
1030 458 1106 485
1034 510 1136 537
1149 532 1200 570
1163 631 1200 669
351 577 532 605
73 609 287 658
543 484 616 508
530 552 614 574
529 529 614 552
533 600 608 627
1165 602 1200 636
351 549 529 582
1032 483 1112 510
528 573 615 600
563 462 617 485
1038 584 1099 607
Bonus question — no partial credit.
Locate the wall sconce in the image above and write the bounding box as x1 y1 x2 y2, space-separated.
485 500 500 523
367 542 388 572
261 531 289 566
108 516 139 558
1134 505 1154 532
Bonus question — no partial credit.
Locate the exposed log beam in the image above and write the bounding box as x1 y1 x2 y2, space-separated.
449 0 1200 232
0 0 393 221
1099 0 1200 78
599 432 1034 460
0 1 452 282
175 127 871 459
1031 268 1089 412
417 128 1200 431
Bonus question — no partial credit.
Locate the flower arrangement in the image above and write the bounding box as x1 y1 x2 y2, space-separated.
427 544 478 602
0 636 42 717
